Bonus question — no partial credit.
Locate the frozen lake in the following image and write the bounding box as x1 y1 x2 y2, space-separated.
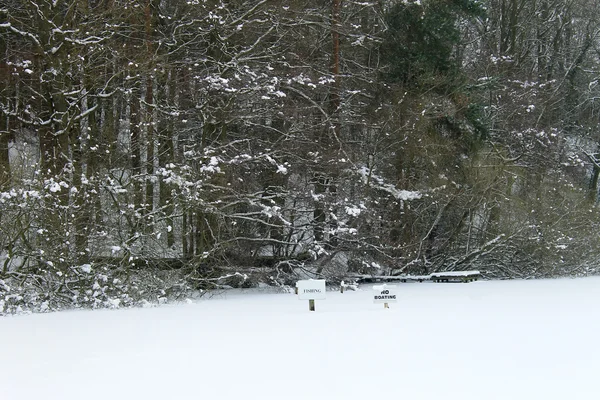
1 277 599 399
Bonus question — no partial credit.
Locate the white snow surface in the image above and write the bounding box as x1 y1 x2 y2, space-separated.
2 277 600 400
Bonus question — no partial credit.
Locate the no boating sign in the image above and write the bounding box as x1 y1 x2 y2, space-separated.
373 284 397 308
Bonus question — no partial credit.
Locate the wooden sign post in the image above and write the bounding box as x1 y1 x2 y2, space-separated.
297 280 326 311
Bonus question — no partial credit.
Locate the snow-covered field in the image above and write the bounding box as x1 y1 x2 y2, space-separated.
2 277 600 400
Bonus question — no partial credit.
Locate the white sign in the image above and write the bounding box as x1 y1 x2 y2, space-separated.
297 280 327 300
372 284 398 304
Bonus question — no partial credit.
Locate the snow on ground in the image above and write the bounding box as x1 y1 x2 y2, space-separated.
2 277 600 400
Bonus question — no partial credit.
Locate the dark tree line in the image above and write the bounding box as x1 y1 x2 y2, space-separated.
2 0 600 312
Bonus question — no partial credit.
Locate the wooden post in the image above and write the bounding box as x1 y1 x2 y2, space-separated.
295 287 298 295
309 299 315 311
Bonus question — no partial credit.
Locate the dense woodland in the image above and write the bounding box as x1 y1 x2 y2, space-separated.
2 0 600 312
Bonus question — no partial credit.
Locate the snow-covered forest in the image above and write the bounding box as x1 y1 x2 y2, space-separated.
2 0 600 312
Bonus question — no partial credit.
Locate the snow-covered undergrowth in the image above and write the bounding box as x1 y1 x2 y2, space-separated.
0 268 200 315
1 277 599 400
0 266 290 315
